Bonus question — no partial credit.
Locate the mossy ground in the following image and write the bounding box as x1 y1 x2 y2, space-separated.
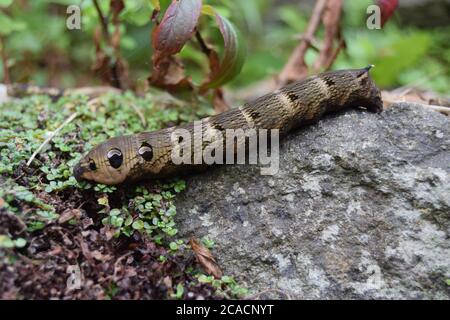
0 91 247 299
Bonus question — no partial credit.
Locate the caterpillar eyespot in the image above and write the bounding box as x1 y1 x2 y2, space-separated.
89 159 97 171
138 143 153 161
107 148 123 169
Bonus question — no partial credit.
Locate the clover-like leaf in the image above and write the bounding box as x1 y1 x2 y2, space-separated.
132 219 144 230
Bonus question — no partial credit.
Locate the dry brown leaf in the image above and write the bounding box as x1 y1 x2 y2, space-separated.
100 225 116 241
58 208 82 224
91 27 113 85
76 235 95 266
382 89 450 109
382 89 450 116
149 55 193 92
91 250 112 262
149 0 201 92
48 246 63 256
189 238 223 279
163 276 173 295
81 217 94 230
313 0 344 72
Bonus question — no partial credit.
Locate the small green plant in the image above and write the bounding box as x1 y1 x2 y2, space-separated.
197 274 248 298
168 239 185 252
98 183 185 239
201 237 215 249
104 282 120 300
171 282 185 299
0 91 204 232
0 180 57 230
0 235 26 249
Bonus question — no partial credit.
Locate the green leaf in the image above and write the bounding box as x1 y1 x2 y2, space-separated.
278 5 307 32
201 237 214 248
150 0 160 11
27 221 45 232
212 279 221 288
121 0 153 26
0 12 26 35
14 238 27 248
132 219 144 230
371 32 431 87
200 4 215 16
166 228 178 236
109 208 121 216
201 7 246 89
175 283 184 299
174 180 186 193
124 216 133 226
97 196 108 206
0 235 15 248
0 0 12 8
198 274 212 283
169 241 178 251
221 275 234 284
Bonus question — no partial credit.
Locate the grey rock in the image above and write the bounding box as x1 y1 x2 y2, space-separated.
175 103 450 299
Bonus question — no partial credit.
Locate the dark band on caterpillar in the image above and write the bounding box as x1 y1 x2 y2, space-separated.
73 67 383 185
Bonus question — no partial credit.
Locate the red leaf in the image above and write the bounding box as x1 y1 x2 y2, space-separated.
376 0 398 26
111 0 124 24
152 0 202 61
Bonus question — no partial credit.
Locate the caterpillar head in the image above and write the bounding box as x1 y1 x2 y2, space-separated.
318 65 383 114
347 65 383 113
73 132 168 185
73 136 135 185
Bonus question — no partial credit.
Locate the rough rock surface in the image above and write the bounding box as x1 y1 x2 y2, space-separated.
175 103 450 299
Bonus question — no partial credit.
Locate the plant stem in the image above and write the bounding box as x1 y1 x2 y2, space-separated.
92 0 110 42
0 36 11 84
278 0 328 85
195 30 212 57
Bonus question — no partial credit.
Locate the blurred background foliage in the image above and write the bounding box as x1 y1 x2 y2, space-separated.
0 0 448 94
